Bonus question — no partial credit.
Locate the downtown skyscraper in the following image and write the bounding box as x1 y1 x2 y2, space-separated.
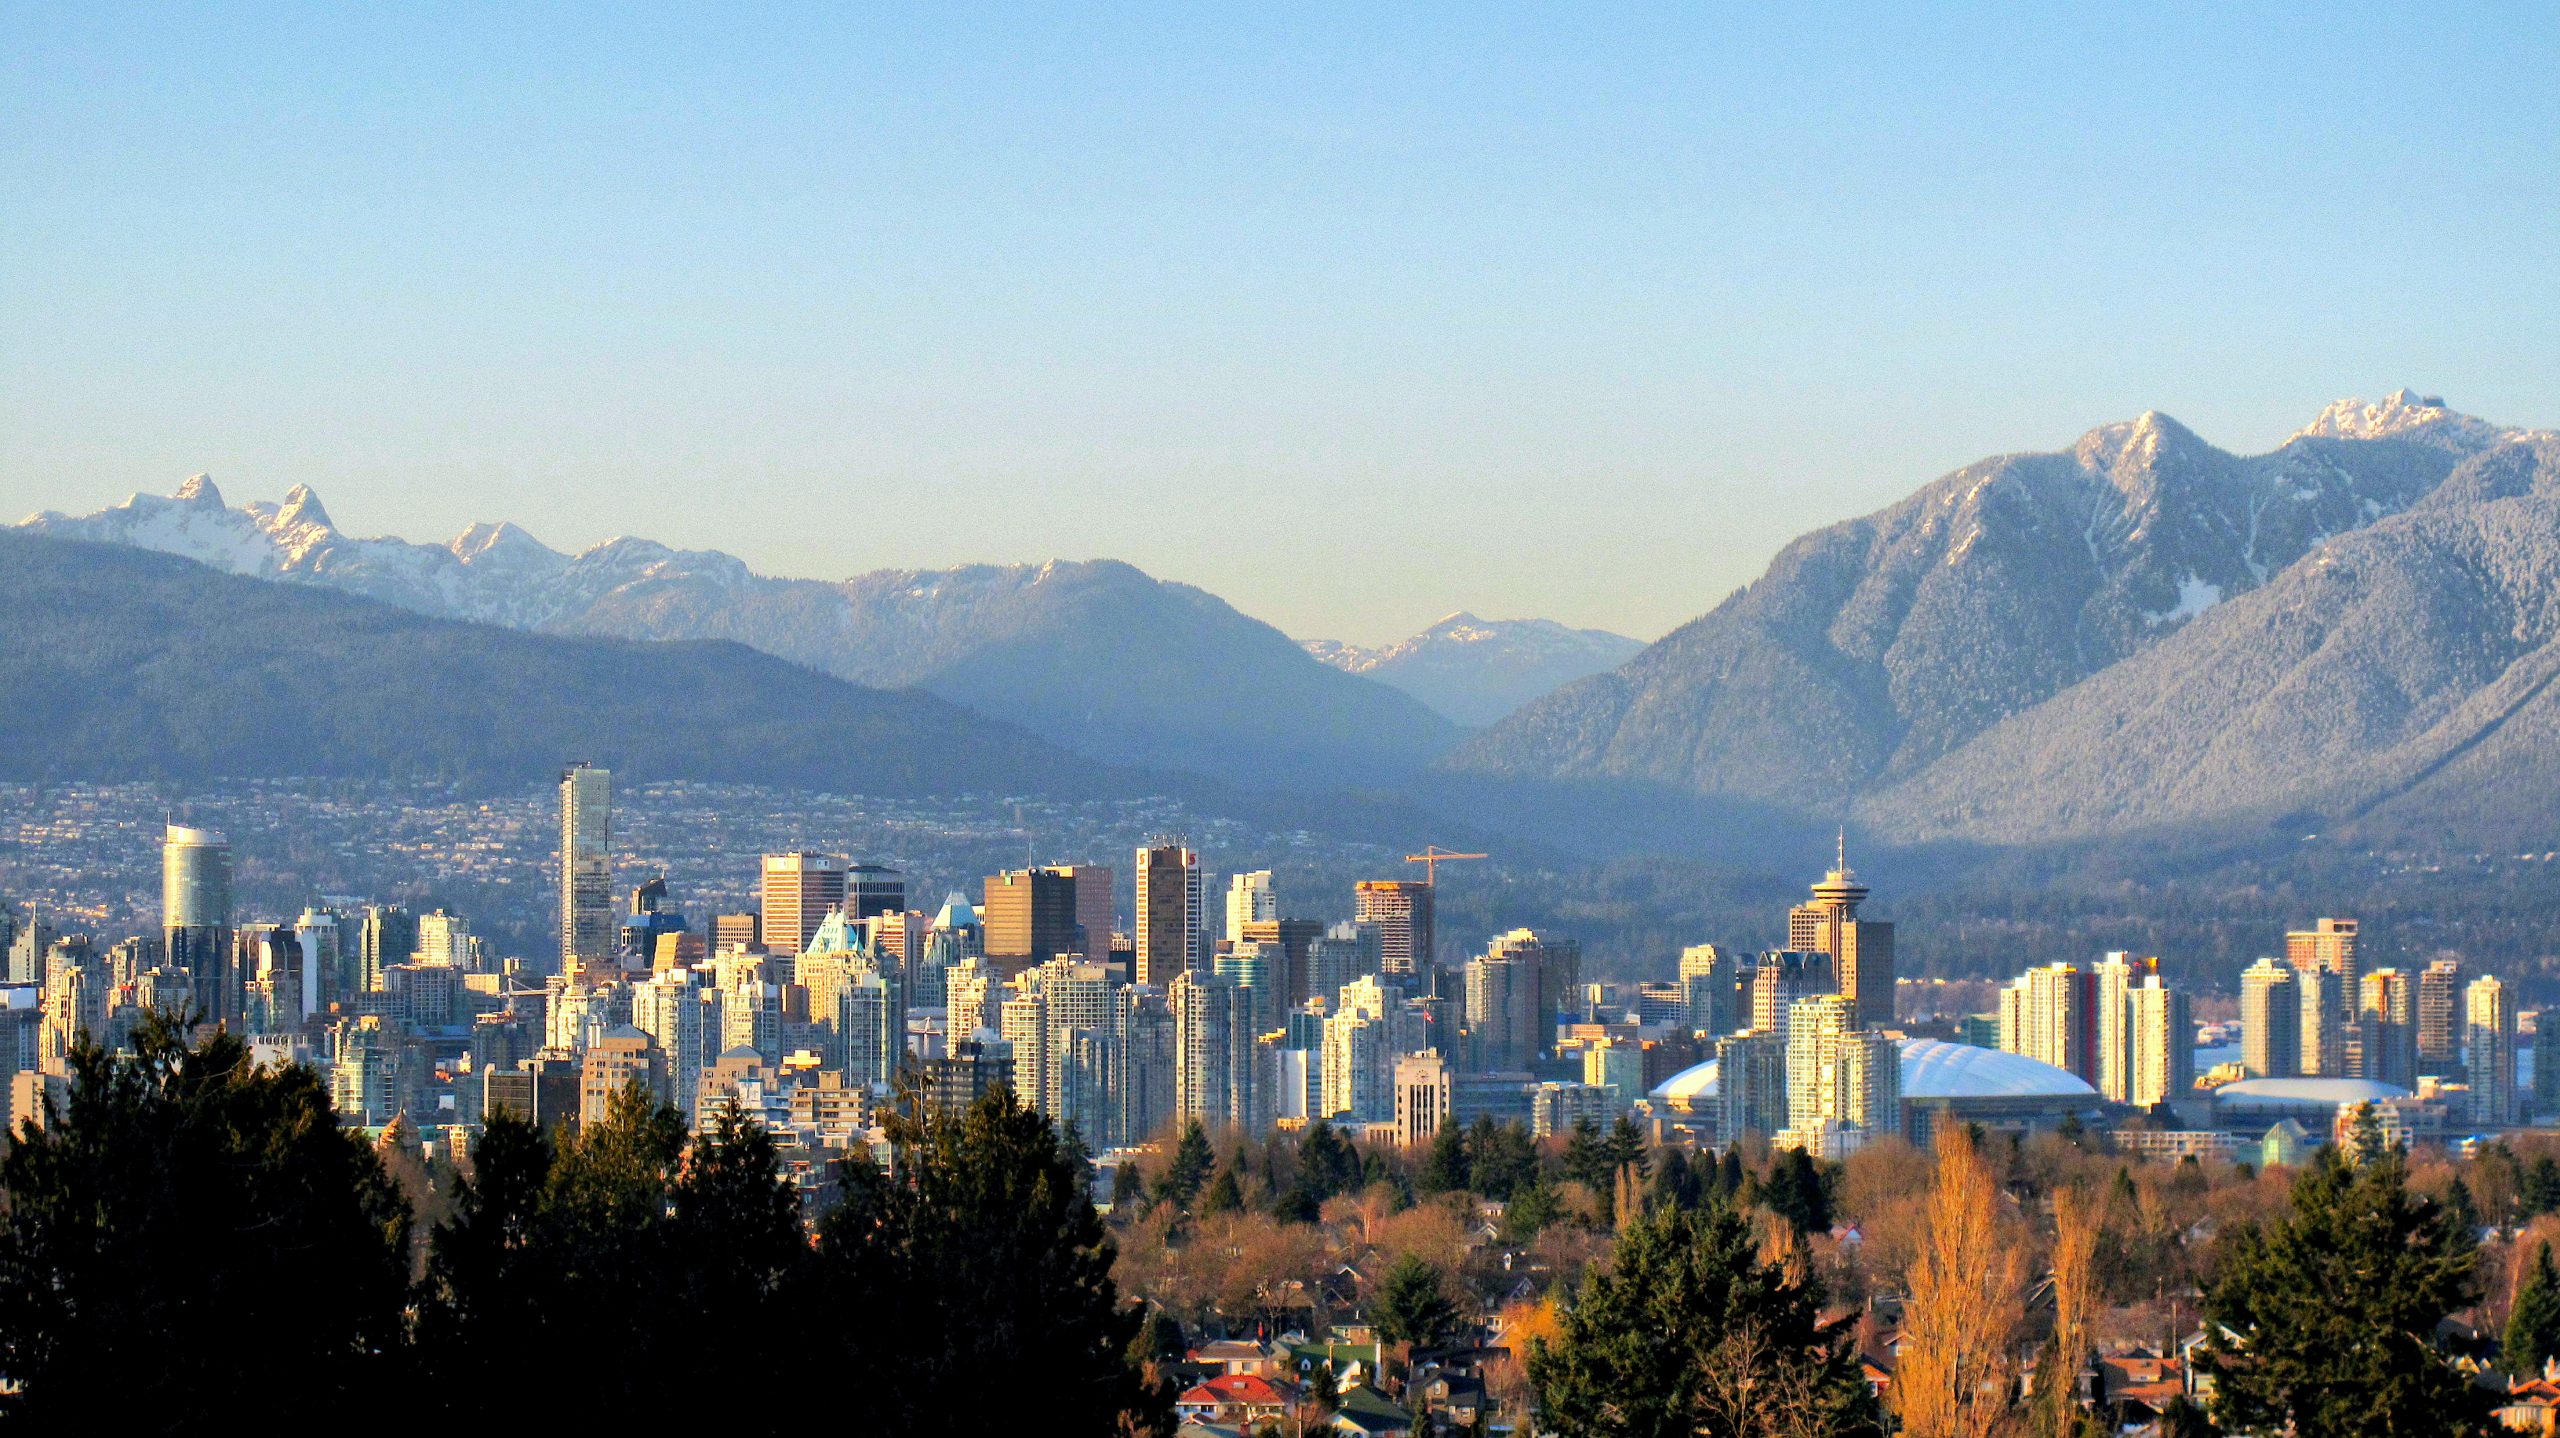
162 823 233 1025
1353 880 1433 977
1134 843 1203 986
761 852 847 960
1787 845 1895 1026
558 764 613 976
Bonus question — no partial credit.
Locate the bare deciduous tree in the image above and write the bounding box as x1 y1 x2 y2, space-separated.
2034 1185 2101 1437
1895 1126 2025 1438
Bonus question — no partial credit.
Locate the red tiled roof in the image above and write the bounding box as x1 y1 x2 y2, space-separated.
1181 1373 1292 1408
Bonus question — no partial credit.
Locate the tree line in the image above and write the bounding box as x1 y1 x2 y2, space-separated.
0 1015 1168 1435
0 1016 2527 1437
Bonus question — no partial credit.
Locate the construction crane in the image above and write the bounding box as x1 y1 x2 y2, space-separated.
1404 845 1488 887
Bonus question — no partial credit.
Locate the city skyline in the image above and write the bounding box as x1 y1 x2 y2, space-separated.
5 8 2552 1429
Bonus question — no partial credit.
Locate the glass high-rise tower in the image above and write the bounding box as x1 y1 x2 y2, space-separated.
559 764 613 977
163 824 233 1025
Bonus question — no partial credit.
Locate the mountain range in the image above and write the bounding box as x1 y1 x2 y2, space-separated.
26 387 2560 864
1451 390 2560 850
0 530 1104 797
17 481 1466 788
1303 614 1644 727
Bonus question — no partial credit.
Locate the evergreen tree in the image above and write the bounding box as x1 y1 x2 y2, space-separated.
2508 1242 2560 1377
1528 1202 1875 1438
538 1080 691 1382
1606 1114 1650 1181
418 1110 557 1393
1159 1119 1215 1209
672 1098 807 1337
1761 1148 1832 1234
2444 1176 2483 1241
1470 1119 1541 1201
1504 1176 1560 1244
0 1017 412 1425
813 1085 1169 1436
1297 1118 1361 1202
1420 1119 1471 1195
2200 1144 2490 1437
1359 1147 1405 1201
1648 1148 1701 1214
1562 1117 1611 1191
1111 1157 1146 1211
1202 1163 1245 1215
1717 1147 1746 1200
1374 1254 1462 1390
1136 1307 1187 1362
2528 1155 2560 1217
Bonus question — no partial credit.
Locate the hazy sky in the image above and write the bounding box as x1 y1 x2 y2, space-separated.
6 6 2556 646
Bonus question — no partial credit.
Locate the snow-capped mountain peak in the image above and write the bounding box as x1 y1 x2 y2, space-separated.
173 473 226 509
274 483 332 532
449 520 562 567
1303 613 1643 726
2290 389 2517 452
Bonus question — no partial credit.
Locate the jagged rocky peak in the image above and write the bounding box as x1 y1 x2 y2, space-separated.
173 473 225 509
448 520 559 564
2073 409 2205 476
2292 389 2512 451
273 484 334 531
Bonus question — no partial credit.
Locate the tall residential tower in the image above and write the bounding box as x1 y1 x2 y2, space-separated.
558 764 613 976
163 823 233 1024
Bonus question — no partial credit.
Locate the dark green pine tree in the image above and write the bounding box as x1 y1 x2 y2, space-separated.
1158 1118 1215 1209
1373 1253 1463 1390
1527 1202 1876 1438
1111 1157 1147 1212
1502 1176 1560 1244
1716 1147 1746 1200
1470 1118 1540 1201
1761 1148 1832 1234
2200 1143 2491 1438
1605 1114 1650 1182
1299 1117 1360 1200
0 1016 413 1425
1419 1118 1471 1195
2508 1242 2560 1378
672 1098 809 1336
1561 1116 1610 1191
814 1084 1169 1437
1648 1148 1700 1214
2527 1155 2560 1217
2444 1176 2483 1241
538 1079 692 1389
417 1109 558 1394
1202 1162 1246 1215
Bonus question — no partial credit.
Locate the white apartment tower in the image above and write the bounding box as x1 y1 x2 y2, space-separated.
1224 871 1276 944
2466 974 2517 1129
2129 971 2192 1108
2241 958 2301 1080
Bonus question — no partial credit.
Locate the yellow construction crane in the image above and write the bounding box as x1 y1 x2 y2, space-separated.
1404 845 1488 886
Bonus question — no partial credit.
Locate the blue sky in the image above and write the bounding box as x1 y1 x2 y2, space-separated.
5 4 2555 644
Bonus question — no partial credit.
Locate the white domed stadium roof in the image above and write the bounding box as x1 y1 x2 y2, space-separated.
1899 1039 2097 1100
1651 1058 1721 1105
1645 1039 2097 1106
2212 1076 2410 1105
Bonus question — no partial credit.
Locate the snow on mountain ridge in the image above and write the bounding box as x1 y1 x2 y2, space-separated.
1303 612 1644 726
15 477 1463 785
2289 389 2523 452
